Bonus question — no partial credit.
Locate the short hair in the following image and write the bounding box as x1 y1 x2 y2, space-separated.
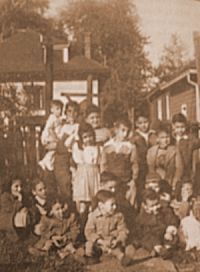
159 179 172 195
172 113 187 125
135 110 149 122
115 115 132 131
31 177 45 191
100 171 120 184
142 188 159 202
95 190 115 204
50 99 63 110
156 122 171 135
65 100 79 115
85 104 100 118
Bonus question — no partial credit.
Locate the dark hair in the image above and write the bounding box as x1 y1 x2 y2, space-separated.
50 100 63 110
159 180 172 195
85 104 100 118
172 113 187 125
78 122 96 147
3 175 23 193
135 110 149 122
100 171 120 184
31 177 45 191
92 190 115 210
142 189 159 202
46 195 71 217
155 122 171 135
65 100 80 115
115 115 131 131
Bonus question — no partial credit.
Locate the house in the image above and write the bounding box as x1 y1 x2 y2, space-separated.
148 62 199 123
0 29 109 118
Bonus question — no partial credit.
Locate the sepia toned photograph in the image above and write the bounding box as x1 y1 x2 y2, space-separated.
0 0 200 271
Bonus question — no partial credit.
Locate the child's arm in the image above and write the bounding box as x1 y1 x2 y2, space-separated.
66 213 80 243
173 148 184 191
84 213 100 243
114 213 129 246
191 136 200 150
146 147 156 174
100 147 108 173
130 144 139 181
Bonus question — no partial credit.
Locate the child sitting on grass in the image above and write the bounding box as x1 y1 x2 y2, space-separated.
0 175 29 240
84 190 132 266
29 196 79 259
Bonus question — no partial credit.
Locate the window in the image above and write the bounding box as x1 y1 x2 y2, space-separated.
157 99 162 120
166 94 170 120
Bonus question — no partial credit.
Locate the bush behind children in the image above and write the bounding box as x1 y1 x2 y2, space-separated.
2 100 200 267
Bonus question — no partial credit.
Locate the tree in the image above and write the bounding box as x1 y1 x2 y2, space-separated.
156 33 189 81
59 0 152 113
0 0 53 38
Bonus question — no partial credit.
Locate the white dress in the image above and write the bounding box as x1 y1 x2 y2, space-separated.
180 213 200 251
72 143 101 202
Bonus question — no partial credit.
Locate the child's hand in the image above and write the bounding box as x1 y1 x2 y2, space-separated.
52 235 66 248
110 238 118 249
126 179 136 206
15 192 22 202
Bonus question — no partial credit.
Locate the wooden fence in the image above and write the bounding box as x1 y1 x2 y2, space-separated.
0 116 45 179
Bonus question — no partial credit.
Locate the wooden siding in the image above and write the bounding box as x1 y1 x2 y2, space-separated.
170 85 196 122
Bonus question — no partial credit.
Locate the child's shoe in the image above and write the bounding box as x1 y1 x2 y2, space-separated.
120 255 133 267
28 246 48 257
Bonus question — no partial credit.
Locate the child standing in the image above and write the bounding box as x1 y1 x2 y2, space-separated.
85 190 131 266
147 125 183 191
54 100 79 200
85 104 110 146
131 111 154 208
39 100 63 171
172 113 200 184
101 116 138 206
72 122 101 215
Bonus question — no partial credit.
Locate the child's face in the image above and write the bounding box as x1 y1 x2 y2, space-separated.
66 105 78 123
86 112 100 129
51 105 62 118
136 116 149 133
51 202 63 220
157 131 170 149
145 198 159 211
181 183 193 202
11 179 22 197
99 198 117 216
32 182 47 200
102 180 117 193
82 132 94 146
115 124 129 141
172 122 186 137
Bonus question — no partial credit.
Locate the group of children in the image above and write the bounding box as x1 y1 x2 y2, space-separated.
1 99 200 267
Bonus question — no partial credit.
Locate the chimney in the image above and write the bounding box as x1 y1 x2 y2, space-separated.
84 32 91 59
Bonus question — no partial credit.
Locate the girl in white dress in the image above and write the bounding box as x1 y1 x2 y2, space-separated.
72 123 101 215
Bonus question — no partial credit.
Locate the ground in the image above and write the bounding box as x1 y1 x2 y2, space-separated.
0 233 200 272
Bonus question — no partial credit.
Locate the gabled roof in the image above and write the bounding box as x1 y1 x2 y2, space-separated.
0 29 45 74
54 56 109 80
148 61 197 101
0 29 109 81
